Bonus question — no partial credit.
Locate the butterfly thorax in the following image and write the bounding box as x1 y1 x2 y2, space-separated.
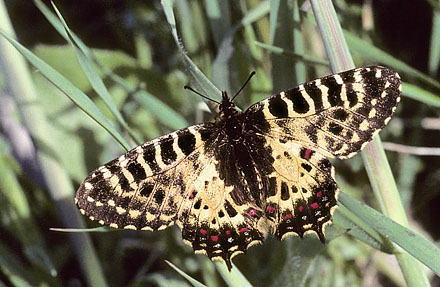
217 91 245 143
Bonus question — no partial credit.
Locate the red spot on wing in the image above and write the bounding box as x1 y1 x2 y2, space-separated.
239 227 249 233
189 192 195 199
310 202 319 209
248 209 257 216
305 149 312 160
200 229 207 235
283 213 292 220
266 205 275 213
211 235 218 242
225 230 231 235
299 205 304 212
316 191 322 198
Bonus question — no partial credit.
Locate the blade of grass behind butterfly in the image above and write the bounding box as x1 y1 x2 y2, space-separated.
175 0 212 89
161 0 221 110
165 260 208 287
212 27 235 95
50 2 141 145
35 0 186 133
310 1 430 286
209 2 233 94
428 6 440 76
240 1 273 105
215 261 253 287
338 191 440 276
132 90 188 131
238 0 269 62
270 0 305 91
403 81 440 108
0 140 57 278
0 29 131 151
254 42 329 67
0 4 108 286
204 0 231 49
331 207 390 252
0 241 37 287
175 0 201 54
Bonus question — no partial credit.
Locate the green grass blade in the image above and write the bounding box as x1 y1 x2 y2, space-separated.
204 0 231 48
215 261 253 287
212 26 235 93
239 0 270 27
292 0 306 83
50 227 110 232
428 8 440 76
0 141 57 277
270 0 300 90
175 0 199 53
310 1 354 71
403 81 440 108
51 2 141 145
254 41 329 66
338 192 440 276
333 205 392 253
165 260 207 287
36 0 186 133
0 29 131 151
133 90 188 130
161 0 221 105
33 0 90 57
0 242 36 287
0 3 109 285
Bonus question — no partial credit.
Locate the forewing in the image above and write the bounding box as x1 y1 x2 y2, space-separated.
245 66 401 159
75 123 216 231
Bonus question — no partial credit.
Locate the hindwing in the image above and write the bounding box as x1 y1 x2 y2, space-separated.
261 136 338 241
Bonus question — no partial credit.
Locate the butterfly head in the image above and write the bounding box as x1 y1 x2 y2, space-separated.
219 91 239 119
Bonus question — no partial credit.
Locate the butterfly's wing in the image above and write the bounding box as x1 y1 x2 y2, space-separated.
245 66 401 159
175 139 266 269
75 124 214 231
243 66 401 240
261 136 338 242
76 123 265 270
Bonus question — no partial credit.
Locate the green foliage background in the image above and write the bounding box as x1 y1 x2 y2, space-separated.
0 1 439 286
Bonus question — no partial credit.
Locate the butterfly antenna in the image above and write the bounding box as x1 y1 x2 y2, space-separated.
231 71 256 102
184 85 221 105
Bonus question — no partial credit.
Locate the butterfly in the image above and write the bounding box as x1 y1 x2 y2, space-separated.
75 66 401 270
